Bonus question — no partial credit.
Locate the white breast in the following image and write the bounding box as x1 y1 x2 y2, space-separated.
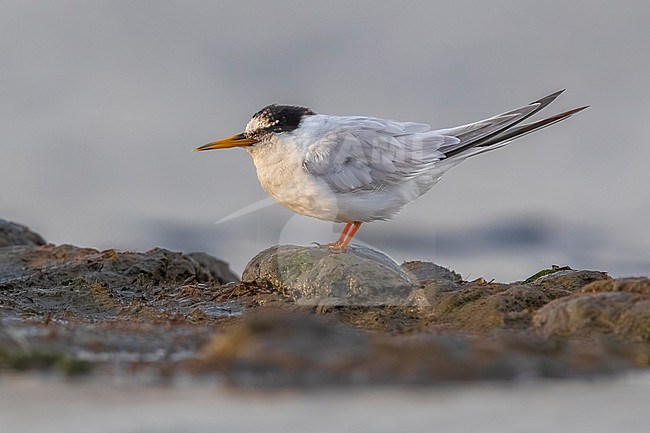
247 136 341 221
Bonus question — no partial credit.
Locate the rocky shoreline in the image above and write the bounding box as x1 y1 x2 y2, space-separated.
1 219 648 386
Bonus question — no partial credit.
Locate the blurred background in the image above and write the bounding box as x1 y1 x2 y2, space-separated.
2 0 648 281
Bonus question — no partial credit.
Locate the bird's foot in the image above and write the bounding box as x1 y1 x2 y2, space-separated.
325 243 348 253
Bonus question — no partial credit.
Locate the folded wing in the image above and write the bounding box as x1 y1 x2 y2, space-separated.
302 90 587 193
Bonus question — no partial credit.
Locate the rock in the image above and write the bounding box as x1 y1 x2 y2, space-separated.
523 265 573 283
2 220 648 386
534 277 650 341
198 312 646 386
401 261 462 290
0 219 46 247
421 278 574 332
201 312 370 386
582 277 650 295
237 249 617 335
241 244 417 306
187 252 240 284
0 243 238 320
528 269 610 292
2 244 237 286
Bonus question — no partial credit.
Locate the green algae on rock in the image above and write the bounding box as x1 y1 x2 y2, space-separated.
524 265 573 283
527 268 610 291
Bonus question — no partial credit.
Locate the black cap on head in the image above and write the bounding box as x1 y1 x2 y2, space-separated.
246 104 316 136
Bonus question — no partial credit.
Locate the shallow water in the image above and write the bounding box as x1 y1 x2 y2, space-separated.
2 373 650 433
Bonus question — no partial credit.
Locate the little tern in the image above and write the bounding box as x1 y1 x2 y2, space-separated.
195 90 586 252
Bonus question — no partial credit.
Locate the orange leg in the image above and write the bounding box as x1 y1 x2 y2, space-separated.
328 221 362 253
329 222 352 248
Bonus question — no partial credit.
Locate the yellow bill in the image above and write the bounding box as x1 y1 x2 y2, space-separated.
193 133 258 151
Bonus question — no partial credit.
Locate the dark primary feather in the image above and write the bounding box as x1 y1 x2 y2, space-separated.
441 90 571 158
473 105 589 149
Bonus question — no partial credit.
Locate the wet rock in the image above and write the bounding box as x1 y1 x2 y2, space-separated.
241 244 417 306
320 305 435 333
534 277 650 341
1 244 237 287
237 250 616 335
0 221 240 378
201 312 369 386
199 312 647 387
2 220 649 386
0 243 238 320
0 219 46 247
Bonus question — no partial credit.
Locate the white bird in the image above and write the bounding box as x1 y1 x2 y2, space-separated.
195 90 587 252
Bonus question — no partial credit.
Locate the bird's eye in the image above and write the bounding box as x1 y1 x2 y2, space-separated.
272 126 283 133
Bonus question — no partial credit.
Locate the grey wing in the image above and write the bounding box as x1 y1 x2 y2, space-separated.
302 90 585 193
302 117 459 193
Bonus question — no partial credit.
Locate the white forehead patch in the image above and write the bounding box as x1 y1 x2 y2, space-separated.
245 109 280 133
